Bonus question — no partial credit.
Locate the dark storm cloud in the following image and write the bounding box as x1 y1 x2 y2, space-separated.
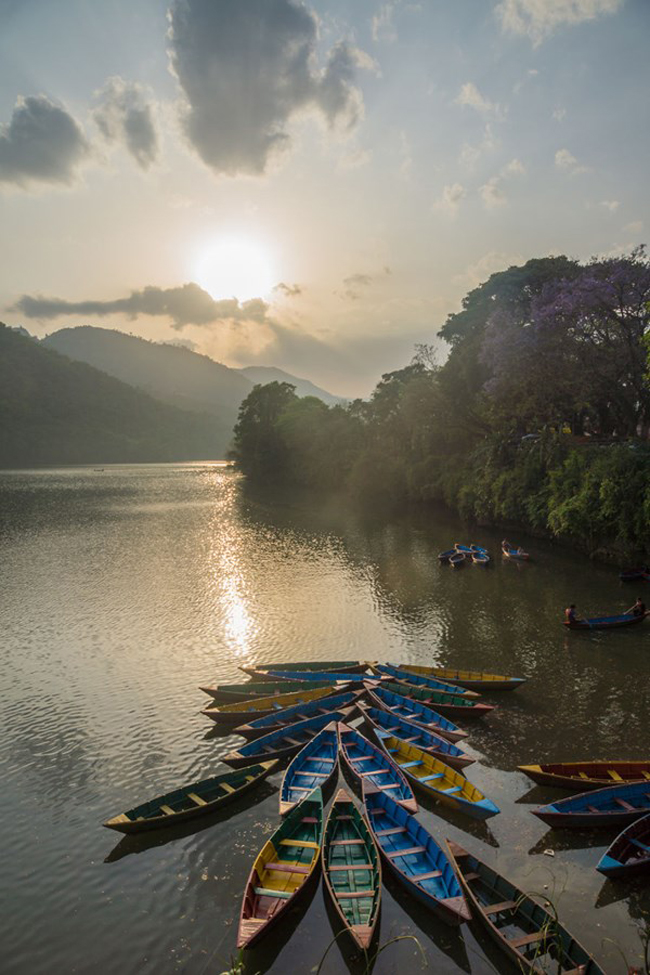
167 0 367 176
93 77 158 169
0 95 89 187
14 283 271 329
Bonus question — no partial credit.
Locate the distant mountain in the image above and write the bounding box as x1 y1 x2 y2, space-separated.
237 366 345 406
0 324 224 467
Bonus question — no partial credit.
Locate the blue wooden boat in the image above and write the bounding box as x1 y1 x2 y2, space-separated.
447 841 605 973
564 612 647 630
470 544 488 554
454 543 473 554
383 680 495 720
597 813 650 877
235 689 363 740
337 722 417 813
438 549 456 563
471 551 490 566
533 780 650 828
376 735 499 821
265 670 382 683
449 552 465 568
199 679 336 702
366 684 468 742
361 704 474 770
280 722 338 815
363 783 470 926
373 663 479 698
619 566 649 582
502 542 529 561
223 707 355 768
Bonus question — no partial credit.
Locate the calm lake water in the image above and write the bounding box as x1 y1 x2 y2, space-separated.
2 463 649 975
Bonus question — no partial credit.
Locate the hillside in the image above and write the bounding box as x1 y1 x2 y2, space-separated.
237 365 345 405
0 324 225 466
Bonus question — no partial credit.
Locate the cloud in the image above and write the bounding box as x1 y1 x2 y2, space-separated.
552 106 567 121
480 176 507 209
433 182 466 215
600 199 619 211
339 267 391 300
503 157 525 176
273 282 303 297
458 124 498 170
371 4 398 42
0 95 89 188
555 147 588 174
623 220 643 234
495 0 624 46
455 82 498 116
167 0 370 177
13 282 272 329
93 77 158 169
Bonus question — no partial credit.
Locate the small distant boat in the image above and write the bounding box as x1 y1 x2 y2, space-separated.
337 723 417 813
437 549 457 563
363 783 471 926
471 551 490 566
518 761 650 791
447 841 605 973
501 542 529 561
235 690 362 740
202 684 343 725
280 722 338 815
240 660 368 677
199 679 336 702
366 684 468 742
449 552 465 568
597 813 650 877
454 543 473 554
620 566 649 582
384 680 495 721
397 664 526 692
564 612 647 630
322 789 381 950
532 780 650 828
223 708 355 768
372 663 479 698
360 704 474 770
103 760 278 833
237 788 323 948
377 735 499 820
469 544 489 554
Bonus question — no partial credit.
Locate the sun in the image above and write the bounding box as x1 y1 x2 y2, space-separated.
194 236 276 302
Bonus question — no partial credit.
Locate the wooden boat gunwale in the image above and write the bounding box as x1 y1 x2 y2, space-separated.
337 722 417 813
597 813 650 877
280 722 339 816
518 761 650 791
532 780 650 828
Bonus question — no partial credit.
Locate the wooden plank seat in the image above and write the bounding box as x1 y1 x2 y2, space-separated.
508 930 548 950
586 806 599 813
642 772 650 780
160 804 175 815
219 783 235 795
614 798 635 811
463 872 480 881
578 772 590 779
419 773 444 783
301 816 319 823
608 770 623 781
329 863 373 871
399 760 423 769
284 737 304 746
386 845 426 858
630 838 650 852
350 756 374 763
188 792 208 805
280 838 319 849
289 786 314 793
303 758 328 765
295 770 328 777
377 783 402 791
266 862 309 874
411 870 442 881
375 826 407 837
334 889 375 899
330 838 366 845
359 769 390 777
334 815 353 821
484 900 517 915
439 786 462 795
254 887 292 899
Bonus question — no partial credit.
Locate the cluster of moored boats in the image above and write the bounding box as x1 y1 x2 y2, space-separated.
438 540 530 568
102 658 638 970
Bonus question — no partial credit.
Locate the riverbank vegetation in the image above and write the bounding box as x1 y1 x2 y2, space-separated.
232 248 650 556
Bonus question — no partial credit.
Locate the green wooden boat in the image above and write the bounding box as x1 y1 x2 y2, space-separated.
103 760 278 833
322 789 381 951
241 660 369 677
199 679 336 703
385 681 495 720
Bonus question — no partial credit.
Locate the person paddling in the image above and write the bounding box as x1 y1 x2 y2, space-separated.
565 604 580 623
627 596 647 617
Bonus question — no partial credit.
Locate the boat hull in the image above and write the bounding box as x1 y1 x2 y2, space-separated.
397 663 525 692
597 813 650 877
361 705 474 770
564 613 647 630
366 685 468 743
533 781 650 829
224 707 355 768
279 724 338 816
338 723 417 813
518 762 650 791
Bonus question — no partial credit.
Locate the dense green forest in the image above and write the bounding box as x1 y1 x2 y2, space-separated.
0 325 221 466
232 249 650 556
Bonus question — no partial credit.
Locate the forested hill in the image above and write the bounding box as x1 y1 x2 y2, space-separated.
0 324 223 467
237 366 345 405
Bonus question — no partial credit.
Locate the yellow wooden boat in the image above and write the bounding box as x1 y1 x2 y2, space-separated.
397 664 525 692
201 684 339 725
378 735 499 820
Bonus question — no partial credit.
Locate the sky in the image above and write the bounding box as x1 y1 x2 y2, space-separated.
1 0 649 397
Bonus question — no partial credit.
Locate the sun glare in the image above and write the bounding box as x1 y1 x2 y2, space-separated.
194 236 276 302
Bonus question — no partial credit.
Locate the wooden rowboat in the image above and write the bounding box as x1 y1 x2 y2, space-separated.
201 684 345 725
237 788 323 948
532 780 650 828
103 760 278 833
280 723 338 815
472 551 490 566
384 680 495 720
199 679 336 702
502 544 529 561
597 813 650 877
236 690 362 740
449 552 465 568
454 543 473 554
447 841 605 973
363 783 470 926
396 664 525 692
371 663 479 697
518 761 650 791
223 707 355 768
377 736 499 820
366 685 468 742
337 722 417 813
322 789 381 950
620 566 649 582
437 549 456 562
240 660 369 677
564 612 647 630
360 704 474 770
262 670 381 684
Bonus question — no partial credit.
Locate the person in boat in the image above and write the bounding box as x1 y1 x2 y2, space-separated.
501 539 511 550
565 604 580 624
627 597 647 617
